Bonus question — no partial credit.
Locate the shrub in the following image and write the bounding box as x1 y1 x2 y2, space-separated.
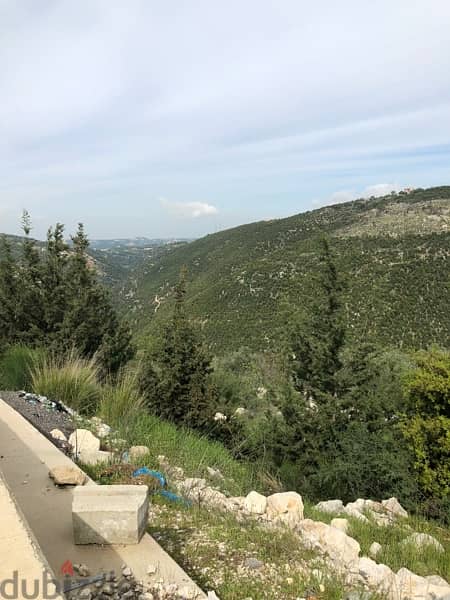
0 345 46 390
99 366 145 427
31 350 100 415
401 348 450 511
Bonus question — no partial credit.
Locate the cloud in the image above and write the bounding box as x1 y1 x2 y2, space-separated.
362 183 402 198
1 2 450 237
317 183 403 208
160 198 218 219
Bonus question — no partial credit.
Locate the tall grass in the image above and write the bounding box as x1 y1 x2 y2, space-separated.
98 367 145 426
0 345 47 390
106 410 262 495
31 350 100 415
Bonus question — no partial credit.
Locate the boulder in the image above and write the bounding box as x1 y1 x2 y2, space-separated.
401 532 444 553
331 518 349 533
382 497 408 519
72 484 149 545
69 429 100 456
296 519 360 568
357 557 396 592
50 429 67 442
129 445 150 460
266 491 304 526
314 499 344 514
244 491 267 515
369 542 382 558
80 450 114 466
396 567 450 600
344 502 370 522
49 465 87 486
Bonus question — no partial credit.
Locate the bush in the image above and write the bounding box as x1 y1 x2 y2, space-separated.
99 366 145 427
401 348 450 511
31 350 100 415
0 345 46 390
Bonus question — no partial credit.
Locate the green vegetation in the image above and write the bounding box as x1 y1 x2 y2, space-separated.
139 268 218 430
0 214 134 374
401 348 450 515
0 345 46 390
31 351 100 415
130 186 450 354
1 189 449 598
98 367 145 425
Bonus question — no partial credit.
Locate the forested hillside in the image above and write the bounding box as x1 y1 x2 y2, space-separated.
130 186 450 352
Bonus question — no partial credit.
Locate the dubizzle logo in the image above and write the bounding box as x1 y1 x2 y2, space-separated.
60 560 74 577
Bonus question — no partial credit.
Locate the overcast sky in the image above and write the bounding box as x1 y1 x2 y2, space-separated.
1 1 450 239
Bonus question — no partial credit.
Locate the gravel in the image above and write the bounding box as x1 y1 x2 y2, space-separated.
0 390 75 450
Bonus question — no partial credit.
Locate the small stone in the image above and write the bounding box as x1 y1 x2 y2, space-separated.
177 586 198 599
129 446 150 460
369 542 382 558
49 465 87 486
102 584 114 595
146 564 157 575
78 564 90 577
79 589 92 599
50 429 67 441
244 557 264 570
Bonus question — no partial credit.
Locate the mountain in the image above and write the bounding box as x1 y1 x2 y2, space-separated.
130 186 450 353
0 233 188 300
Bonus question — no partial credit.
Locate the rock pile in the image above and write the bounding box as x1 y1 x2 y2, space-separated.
65 563 201 600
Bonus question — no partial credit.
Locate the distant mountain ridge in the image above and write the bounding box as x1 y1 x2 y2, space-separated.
129 186 450 353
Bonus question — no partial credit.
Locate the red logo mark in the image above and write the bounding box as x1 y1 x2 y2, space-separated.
61 560 74 577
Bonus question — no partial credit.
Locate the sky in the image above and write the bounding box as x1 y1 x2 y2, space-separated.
1 1 450 239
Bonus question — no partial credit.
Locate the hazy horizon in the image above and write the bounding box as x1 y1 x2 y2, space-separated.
1 1 450 239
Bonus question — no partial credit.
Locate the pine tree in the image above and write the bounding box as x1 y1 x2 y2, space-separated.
141 267 216 429
59 223 134 374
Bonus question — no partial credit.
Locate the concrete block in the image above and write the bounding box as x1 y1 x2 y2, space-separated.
72 485 149 545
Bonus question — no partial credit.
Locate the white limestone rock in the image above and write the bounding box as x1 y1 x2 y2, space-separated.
401 532 444 553
50 429 67 442
69 429 100 455
369 542 382 558
266 491 304 526
296 519 360 569
331 518 349 534
49 465 87 486
382 497 408 519
129 445 150 460
314 499 344 514
244 491 267 515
